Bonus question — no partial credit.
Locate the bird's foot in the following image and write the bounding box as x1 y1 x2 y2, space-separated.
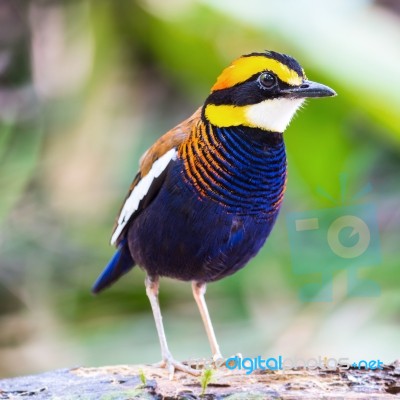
184 354 225 370
212 352 225 368
154 354 201 379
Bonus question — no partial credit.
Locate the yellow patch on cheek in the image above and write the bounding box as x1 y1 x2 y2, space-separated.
205 104 247 127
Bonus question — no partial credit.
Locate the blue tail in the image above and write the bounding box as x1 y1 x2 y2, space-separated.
92 239 135 294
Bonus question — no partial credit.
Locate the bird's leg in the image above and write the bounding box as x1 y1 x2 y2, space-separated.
145 276 170 360
192 281 223 364
145 275 200 378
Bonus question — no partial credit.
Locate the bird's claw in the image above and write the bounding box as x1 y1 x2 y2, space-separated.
154 355 201 379
212 353 225 367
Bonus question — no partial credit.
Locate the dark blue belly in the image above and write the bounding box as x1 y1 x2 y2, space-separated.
127 160 280 282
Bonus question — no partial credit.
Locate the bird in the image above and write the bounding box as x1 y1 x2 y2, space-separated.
92 50 336 376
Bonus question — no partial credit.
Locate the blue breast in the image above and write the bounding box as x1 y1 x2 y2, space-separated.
128 124 287 282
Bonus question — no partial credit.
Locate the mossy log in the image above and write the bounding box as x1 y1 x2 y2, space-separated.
0 362 399 399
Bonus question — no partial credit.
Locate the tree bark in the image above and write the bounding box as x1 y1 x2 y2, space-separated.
0 362 399 399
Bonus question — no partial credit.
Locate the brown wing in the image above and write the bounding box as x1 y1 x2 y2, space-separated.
110 107 201 245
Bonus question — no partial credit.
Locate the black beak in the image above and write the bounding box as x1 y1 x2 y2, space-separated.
282 80 336 98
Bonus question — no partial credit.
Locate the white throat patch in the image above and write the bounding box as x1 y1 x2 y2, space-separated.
246 98 304 132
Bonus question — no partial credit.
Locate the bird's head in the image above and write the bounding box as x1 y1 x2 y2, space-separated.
204 51 336 133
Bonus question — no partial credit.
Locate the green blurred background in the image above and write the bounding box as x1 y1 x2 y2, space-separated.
0 0 399 378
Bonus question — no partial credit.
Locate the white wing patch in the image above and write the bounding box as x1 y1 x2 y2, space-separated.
110 148 177 245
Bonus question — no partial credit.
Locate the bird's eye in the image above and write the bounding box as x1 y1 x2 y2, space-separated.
259 72 277 89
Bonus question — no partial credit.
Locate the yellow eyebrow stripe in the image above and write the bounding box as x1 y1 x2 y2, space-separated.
211 56 302 91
